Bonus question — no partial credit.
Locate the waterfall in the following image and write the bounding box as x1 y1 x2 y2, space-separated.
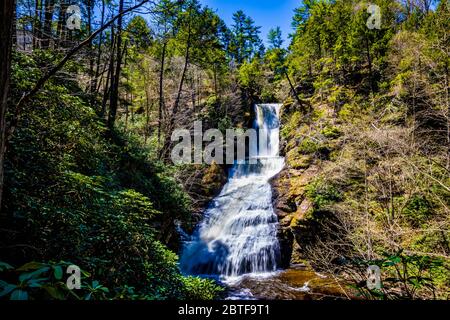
180 104 285 280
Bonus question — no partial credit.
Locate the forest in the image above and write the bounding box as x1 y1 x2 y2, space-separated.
0 0 449 300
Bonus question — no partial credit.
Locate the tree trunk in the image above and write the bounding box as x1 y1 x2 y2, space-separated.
162 23 191 159
284 70 307 113
157 41 167 157
108 0 124 129
87 0 95 94
92 0 106 94
56 0 68 48
365 35 375 96
42 0 55 49
0 0 15 211
33 0 42 49
101 26 116 118
10 0 151 138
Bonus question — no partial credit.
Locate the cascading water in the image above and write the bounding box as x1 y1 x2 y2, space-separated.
180 104 285 280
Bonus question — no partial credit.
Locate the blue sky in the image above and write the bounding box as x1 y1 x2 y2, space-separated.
199 0 301 48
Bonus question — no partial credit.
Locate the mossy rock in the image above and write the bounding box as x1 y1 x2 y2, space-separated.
321 125 341 139
288 154 313 170
201 161 226 196
298 138 319 154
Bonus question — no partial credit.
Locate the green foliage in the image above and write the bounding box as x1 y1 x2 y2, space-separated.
321 125 341 139
298 138 319 154
267 26 283 49
280 111 302 140
229 10 264 64
288 0 399 93
2 51 220 300
0 261 89 300
237 57 267 100
238 58 263 90
402 194 434 228
306 178 343 210
181 276 224 300
204 95 233 132
351 251 448 300
0 260 223 300
125 16 153 51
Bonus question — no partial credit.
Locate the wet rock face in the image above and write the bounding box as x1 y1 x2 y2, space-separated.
271 135 320 267
271 169 295 268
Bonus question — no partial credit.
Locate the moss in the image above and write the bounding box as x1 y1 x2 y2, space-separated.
281 111 302 139
338 103 356 121
288 154 313 169
402 194 434 228
306 178 343 210
321 125 341 139
311 108 326 121
298 138 319 154
286 172 313 201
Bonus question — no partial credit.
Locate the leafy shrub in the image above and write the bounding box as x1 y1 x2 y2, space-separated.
298 138 319 154
0 261 99 300
181 276 224 300
349 251 448 300
321 125 341 139
402 194 433 228
1 52 220 300
280 111 302 140
0 261 223 300
306 178 343 209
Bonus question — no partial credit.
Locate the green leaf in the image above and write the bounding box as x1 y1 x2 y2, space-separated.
16 262 47 271
10 289 29 300
19 267 50 282
0 284 17 297
0 280 10 288
0 261 14 272
81 270 91 277
43 286 65 300
27 278 49 288
53 266 63 280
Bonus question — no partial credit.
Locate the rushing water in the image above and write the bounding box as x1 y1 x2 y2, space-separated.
180 104 285 280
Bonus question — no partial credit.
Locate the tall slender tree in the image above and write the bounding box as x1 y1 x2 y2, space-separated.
0 0 15 211
108 0 125 128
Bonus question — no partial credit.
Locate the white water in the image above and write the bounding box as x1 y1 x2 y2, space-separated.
180 104 285 280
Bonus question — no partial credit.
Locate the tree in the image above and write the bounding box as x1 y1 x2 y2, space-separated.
267 26 283 49
229 10 263 64
42 0 55 48
108 0 125 129
0 0 15 211
92 0 107 94
153 0 180 156
161 0 199 159
11 0 152 138
291 0 316 34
